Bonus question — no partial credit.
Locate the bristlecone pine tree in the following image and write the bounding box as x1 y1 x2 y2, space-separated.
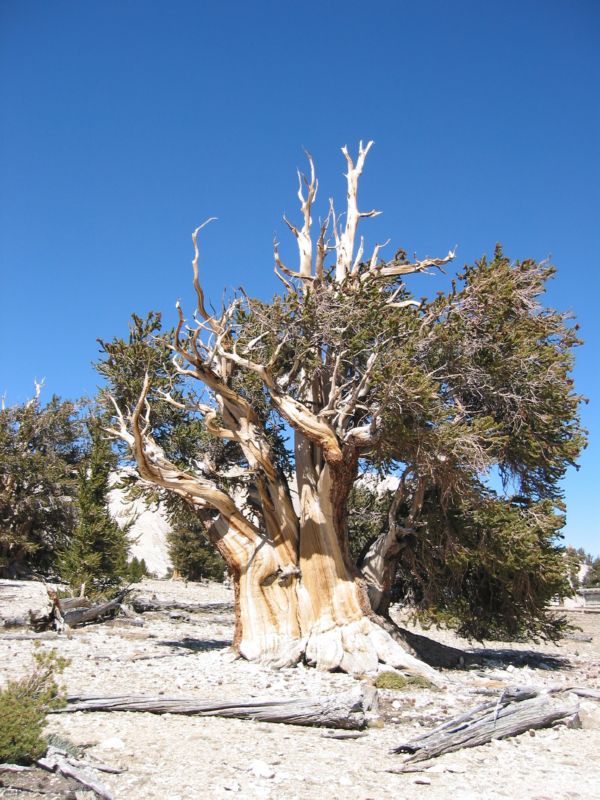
99 143 585 676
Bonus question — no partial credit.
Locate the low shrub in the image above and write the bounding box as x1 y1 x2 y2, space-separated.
373 671 436 690
0 647 69 764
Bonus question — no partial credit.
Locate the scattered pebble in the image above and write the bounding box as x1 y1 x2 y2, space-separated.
2 578 599 800
98 736 125 751
248 760 276 779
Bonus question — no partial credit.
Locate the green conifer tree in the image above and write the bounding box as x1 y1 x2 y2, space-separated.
0 392 83 578
167 502 226 581
60 419 130 595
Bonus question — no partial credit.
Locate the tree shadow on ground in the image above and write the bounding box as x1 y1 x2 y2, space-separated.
390 623 572 671
158 637 232 653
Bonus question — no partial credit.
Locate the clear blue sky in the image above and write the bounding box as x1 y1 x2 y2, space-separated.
1 0 598 553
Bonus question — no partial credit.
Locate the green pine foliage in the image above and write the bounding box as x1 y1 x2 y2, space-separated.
127 556 151 583
0 394 84 577
98 243 586 641
96 312 239 583
392 488 572 641
347 484 392 562
167 502 226 581
0 647 69 765
59 419 130 595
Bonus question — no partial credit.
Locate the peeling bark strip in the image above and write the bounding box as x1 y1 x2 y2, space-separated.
392 689 580 764
59 687 374 729
105 142 455 676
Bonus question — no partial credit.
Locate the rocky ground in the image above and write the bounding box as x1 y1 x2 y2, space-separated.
1 579 599 800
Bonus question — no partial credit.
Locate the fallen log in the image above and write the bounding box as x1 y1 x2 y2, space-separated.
36 746 115 800
0 631 59 641
60 597 122 627
391 688 579 763
57 686 376 730
130 597 233 615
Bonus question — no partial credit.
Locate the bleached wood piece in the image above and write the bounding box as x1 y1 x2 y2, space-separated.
60 688 373 730
130 597 232 615
36 749 115 800
61 597 122 627
392 691 580 763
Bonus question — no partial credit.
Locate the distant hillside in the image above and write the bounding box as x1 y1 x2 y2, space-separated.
108 473 172 578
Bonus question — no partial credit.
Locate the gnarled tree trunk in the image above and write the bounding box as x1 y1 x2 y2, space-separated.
106 142 454 677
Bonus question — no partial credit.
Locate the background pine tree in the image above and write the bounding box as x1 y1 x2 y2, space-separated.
0 394 83 578
167 503 226 582
60 418 130 595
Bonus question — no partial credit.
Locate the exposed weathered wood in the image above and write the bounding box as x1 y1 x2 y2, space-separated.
78 760 127 775
2 615 29 628
37 747 115 800
0 631 59 641
563 630 593 642
391 689 580 763
61 598 122 627
564 687 600 700
130 597 233 615
59 687 373 729
59 597 93 611
321 730 368 740
0 764 34 772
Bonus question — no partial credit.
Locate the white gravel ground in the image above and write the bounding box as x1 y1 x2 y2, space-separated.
2 579 599 800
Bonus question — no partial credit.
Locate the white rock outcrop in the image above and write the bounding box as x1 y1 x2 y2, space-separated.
108 473 172 578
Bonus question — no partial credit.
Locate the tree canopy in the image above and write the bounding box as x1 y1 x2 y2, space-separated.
0 391 84 577
96 144 586 671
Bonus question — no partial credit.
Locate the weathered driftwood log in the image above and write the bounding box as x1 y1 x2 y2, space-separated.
130 597 233 615
392 687 580 763
60 597 122 627
563 687 600 700
59 686 376 730
36 746 115 800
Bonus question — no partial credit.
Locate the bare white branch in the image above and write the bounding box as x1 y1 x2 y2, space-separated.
369 239 390 270
191 219 220 333
336 140 377 282
378 248 457 278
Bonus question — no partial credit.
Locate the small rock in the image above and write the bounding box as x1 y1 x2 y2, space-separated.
248 760 275 779
413 776 432 785
578 701 600 730
98 736 125 750
223 780 241 792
